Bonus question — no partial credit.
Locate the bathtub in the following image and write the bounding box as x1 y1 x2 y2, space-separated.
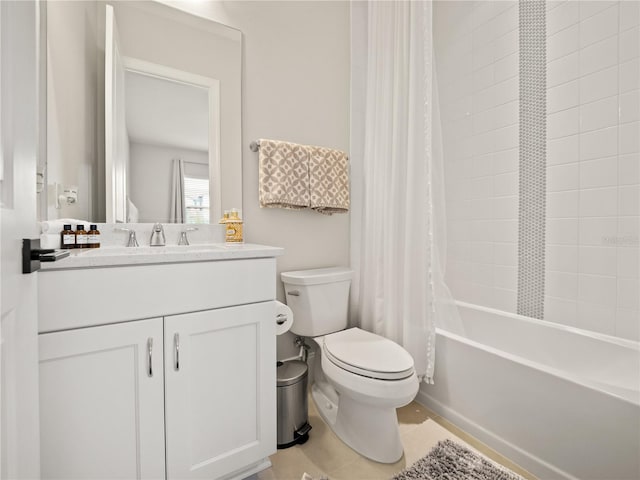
417 301 640 480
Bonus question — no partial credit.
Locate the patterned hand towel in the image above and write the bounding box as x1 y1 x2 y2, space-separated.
259 139 310 209
309 146 350 215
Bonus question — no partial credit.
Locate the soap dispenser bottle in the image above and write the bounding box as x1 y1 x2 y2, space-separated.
225 209 243 243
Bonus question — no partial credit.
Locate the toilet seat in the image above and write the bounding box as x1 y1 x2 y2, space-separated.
323 328 415 380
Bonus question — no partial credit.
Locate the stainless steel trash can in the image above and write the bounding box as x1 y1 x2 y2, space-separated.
277 360 311 448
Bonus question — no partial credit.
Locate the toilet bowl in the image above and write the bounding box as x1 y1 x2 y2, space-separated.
281 267 419 463
311 328 419 463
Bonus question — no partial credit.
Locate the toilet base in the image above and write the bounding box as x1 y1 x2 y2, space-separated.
311 383 404 464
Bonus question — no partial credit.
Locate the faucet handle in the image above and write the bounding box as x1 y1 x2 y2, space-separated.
150 223 166 246
115 227 139 247
178 227 198 246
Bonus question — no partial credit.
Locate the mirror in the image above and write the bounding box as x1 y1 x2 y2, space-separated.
45 0 242 223
122 66 215 224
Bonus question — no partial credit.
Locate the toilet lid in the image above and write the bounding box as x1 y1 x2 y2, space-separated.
323 328 415 380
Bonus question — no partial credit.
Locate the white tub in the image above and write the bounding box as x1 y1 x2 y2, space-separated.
417 301 640 480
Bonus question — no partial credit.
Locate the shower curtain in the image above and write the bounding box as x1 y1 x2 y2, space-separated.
350 0 451 384
170 158 185 223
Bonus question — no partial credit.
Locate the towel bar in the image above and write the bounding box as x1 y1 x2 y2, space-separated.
250 140 260 152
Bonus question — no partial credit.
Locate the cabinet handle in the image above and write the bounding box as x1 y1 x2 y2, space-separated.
147 337 153 377
174 333 180 371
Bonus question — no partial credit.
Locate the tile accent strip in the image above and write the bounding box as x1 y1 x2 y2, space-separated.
517 0 546 319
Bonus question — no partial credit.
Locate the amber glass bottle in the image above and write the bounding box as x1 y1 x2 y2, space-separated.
75 224 89 249
60 224 75 249
87 224 100 248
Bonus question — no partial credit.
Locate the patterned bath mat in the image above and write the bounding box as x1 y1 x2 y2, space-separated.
392 439 525 480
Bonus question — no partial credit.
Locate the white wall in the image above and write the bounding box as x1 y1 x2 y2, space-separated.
46 0 101 221
348 1 367 328
129 142 208 223
434 1 520 313
544 1 639 339
235 1 351 359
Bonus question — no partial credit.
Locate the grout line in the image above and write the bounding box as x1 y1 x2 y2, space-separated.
470 8 519 37
579 2 617 23
548 92 623 116
614 0 623 331
547 3 619 43
547 54 623 88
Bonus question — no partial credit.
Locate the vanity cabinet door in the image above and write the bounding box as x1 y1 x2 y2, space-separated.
39 318 166 479
164 302 276 480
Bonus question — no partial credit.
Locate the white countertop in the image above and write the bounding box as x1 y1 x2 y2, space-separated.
39 243 284 271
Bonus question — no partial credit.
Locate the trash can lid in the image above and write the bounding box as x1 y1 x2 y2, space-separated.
277 360 308 387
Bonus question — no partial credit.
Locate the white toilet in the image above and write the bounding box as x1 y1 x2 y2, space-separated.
281 267 419 464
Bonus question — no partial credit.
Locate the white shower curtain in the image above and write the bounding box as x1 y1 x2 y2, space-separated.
170 158 185 223
350 1 448 384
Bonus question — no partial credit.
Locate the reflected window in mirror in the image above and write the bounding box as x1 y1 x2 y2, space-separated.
184 174 210 225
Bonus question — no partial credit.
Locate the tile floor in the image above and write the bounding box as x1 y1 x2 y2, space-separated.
256 397 537 480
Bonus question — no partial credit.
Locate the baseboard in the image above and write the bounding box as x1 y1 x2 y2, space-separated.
415 387 576 480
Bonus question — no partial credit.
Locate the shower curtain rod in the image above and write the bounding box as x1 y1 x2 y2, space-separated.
249 140 261 152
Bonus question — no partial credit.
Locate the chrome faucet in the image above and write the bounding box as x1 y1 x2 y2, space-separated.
115 228 139 247
178 227 198 246
150 223 166 246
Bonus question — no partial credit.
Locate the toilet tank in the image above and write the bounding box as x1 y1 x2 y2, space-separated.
281 267 352 337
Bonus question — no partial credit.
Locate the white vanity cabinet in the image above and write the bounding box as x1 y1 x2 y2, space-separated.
164 302 274 479
37 251 281 480
39 318 166 479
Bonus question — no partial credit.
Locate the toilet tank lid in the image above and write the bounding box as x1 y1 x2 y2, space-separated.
281 267 352 286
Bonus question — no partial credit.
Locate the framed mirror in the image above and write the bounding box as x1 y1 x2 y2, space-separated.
45 0 242 224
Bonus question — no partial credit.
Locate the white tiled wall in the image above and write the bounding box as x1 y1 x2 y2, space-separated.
544 1 640 340
434 1 520 313
436 1 639 341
